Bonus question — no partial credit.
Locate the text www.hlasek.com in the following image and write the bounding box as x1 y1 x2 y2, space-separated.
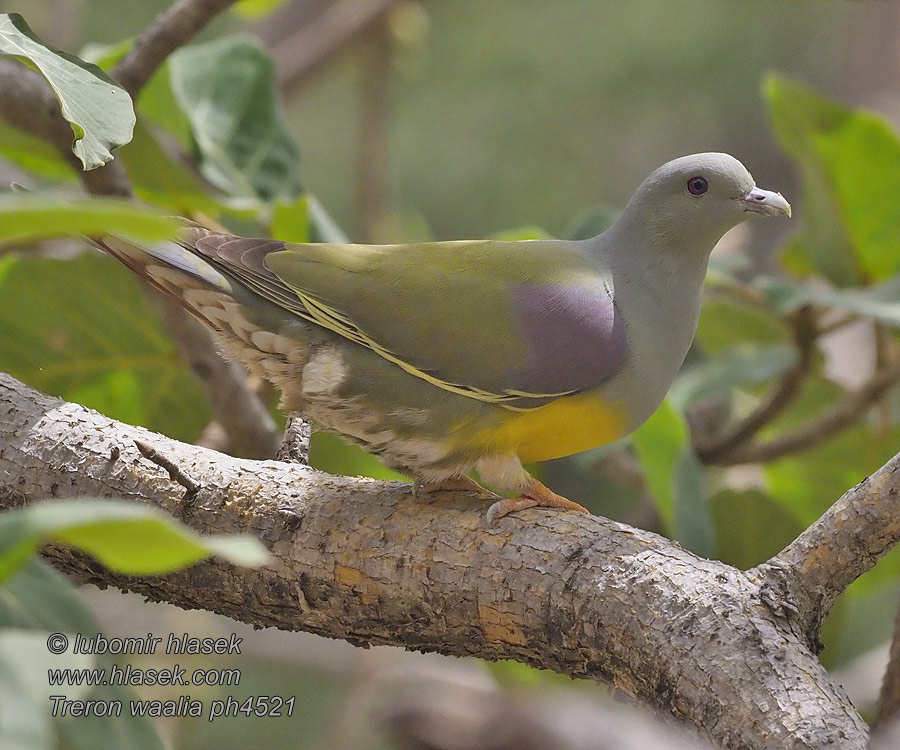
46 632 295 722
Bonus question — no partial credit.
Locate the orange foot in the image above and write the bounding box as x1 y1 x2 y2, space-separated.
485 476 589 526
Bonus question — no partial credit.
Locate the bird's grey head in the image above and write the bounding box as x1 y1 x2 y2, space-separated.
619 152 790 251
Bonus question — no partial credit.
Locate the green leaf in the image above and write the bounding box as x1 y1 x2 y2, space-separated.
0 561 166 750
696 297 787 354
765 74 900 284
710 489 804 569
0 194 178 246
310 432 407 481
673 449 713 557
0 13 134 170
490 226 553 241
0 251 210 440
0 559 98 632
763 376 900 525
118 120 223 215
233 0 290 18
0 499 270 582
670 344 797 408
0 629 95 750
632 401 683 529
0 120 75 181
271 194 310 242
759 274 900 328
169 34 302 203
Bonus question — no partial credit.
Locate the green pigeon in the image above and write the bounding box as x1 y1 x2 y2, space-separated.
98 153 790 522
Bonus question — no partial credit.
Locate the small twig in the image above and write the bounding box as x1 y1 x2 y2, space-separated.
753 450 900 645
875 602 900 730
134 438 201 500
695 307 817 465
113 0 239 98
716 358 900 465
277 413 311 465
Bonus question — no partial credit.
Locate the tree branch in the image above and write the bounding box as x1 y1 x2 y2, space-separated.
715 357 900 465
0 371 879 749
269 0 401 92
112 0 239 99
753 451 900 648
695 306 817 465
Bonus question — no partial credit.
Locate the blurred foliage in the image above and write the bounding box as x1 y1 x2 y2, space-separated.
1 2 900 747
0 500 268 750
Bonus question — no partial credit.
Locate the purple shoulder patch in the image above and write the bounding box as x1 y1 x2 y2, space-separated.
510 283 627 394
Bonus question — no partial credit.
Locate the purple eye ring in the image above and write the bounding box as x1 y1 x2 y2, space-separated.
687 176 708 196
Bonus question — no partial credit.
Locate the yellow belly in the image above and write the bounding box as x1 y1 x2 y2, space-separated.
462 391 628 464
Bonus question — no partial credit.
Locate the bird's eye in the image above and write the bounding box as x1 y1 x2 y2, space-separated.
687 176 708 196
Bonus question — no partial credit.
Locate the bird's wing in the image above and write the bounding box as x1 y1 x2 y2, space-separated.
190 233 628 409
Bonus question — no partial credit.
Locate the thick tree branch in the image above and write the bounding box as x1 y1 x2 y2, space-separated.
754 451 900 648
112 0 239 98
0 372 879 749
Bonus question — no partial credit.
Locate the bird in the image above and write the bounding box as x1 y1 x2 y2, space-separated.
97 152 790 523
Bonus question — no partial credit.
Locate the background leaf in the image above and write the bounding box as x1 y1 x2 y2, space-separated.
765 74 900 284
0 252 211 441
169 34 302 203
0 499 270 582
0 13 134 170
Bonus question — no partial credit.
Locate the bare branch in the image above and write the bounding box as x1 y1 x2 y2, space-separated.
270 0 400 92
277 413 311 464
113 0 239 98
0 372 875 749
754 451 900 646
696 306 817 465
711 358 900 465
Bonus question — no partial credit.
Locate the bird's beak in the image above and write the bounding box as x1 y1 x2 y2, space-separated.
739 187 792 218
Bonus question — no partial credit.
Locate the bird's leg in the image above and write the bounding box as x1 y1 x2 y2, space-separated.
485 476 589 525
412 475 497 499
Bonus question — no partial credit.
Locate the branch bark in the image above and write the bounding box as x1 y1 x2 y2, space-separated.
0 372 881 750
112 0 239 98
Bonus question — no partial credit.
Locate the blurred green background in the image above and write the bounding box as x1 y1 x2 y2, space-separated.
2 0 900 748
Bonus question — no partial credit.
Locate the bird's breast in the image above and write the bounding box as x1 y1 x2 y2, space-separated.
457 391 629 464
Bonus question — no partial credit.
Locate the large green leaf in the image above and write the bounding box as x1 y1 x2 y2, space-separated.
0 13 134 170
0 499 270 582
0 251 209 440
169 34 302 203
0 194 177 246
765 75 900 284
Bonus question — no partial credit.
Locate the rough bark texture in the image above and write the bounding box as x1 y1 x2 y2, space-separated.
0 373 878 750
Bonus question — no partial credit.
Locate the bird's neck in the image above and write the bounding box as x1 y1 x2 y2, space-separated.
582 215 715 430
